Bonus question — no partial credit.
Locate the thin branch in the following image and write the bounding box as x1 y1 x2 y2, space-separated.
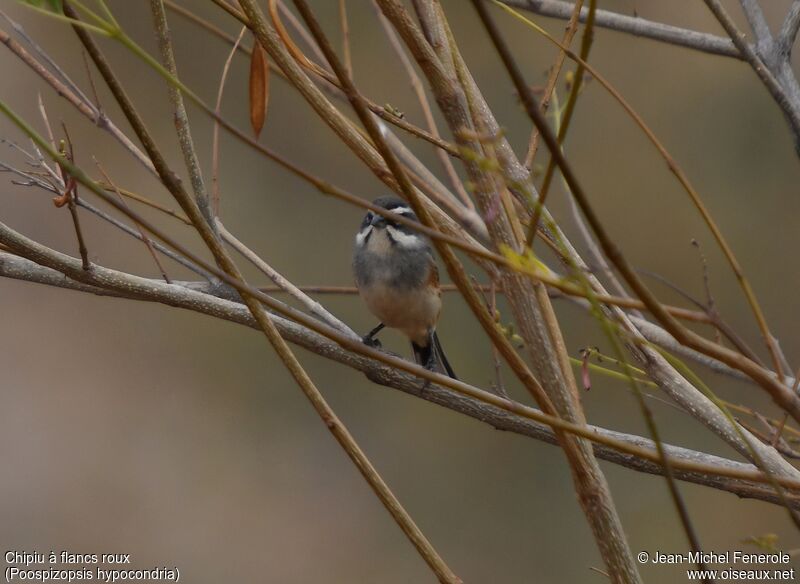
370 0 473 210
703 0 800 153
97 183 190 224
0 8 94 107
338 0 352 78
498 0 740 58
523 0 583 169
778 0 800 55
65 188 90 270
526 0 596 247
211 25 246 216
217 220 357 338
77 197 209 279
95 159 172 283
149 0 214 227
0 23 155 175
739 0 772 46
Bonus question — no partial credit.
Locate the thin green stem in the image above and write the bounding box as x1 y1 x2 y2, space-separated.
15 1 110 35
526 0 596 247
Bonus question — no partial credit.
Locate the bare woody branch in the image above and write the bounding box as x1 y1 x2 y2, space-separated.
498 0 740 58
2 249 800 510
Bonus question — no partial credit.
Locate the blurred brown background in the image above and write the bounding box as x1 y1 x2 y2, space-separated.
1 0 799 581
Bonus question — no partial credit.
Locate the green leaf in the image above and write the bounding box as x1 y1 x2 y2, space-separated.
20 0 63 11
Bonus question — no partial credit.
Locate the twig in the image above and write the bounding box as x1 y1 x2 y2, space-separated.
523 0 583 169
338 0 352 78
0 159 57 192
95 159 171 283
703 0 800 154
80 49 102 111
149 0 214 227
370 0 473 210
639 267 763 367
48 115 89 271
778 0 800 55
0 21 155 175
739 0 772 46
211 25 247 216
473 276 507 397
77 197 209 279
260 284 491 293
498 0 740 58
64 186 90 270
97 182 190 224
526 0 596 247
0 8 95 106
216 220 357 338
773 371 800 449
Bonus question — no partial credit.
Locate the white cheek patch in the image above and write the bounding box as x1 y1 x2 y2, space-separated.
386 225 424 248
355 225 372 246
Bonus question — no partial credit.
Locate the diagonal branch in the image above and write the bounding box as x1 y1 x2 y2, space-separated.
739 0 772 46
778 0 800 55
703 0 800 153
149 0 215 228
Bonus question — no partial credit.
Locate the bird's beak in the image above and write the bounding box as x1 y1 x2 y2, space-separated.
370 213 386 227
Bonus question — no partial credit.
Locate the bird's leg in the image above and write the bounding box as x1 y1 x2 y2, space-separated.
362 322 385 348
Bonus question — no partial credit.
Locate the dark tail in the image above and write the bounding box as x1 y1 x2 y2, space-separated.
412 331 457 380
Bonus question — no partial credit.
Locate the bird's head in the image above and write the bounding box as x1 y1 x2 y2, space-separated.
355 196 425 250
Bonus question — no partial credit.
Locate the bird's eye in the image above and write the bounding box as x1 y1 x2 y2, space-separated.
366 212 374 221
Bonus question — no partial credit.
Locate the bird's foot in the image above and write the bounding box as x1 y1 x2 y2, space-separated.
362 334 382 349
362 323 385 348
417 355 438 397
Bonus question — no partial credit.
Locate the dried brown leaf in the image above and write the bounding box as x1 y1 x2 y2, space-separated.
249 41 270 138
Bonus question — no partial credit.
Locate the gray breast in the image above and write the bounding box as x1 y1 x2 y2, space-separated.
353 228 432 291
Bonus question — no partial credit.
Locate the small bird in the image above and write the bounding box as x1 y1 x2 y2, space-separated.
353 196 456 379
